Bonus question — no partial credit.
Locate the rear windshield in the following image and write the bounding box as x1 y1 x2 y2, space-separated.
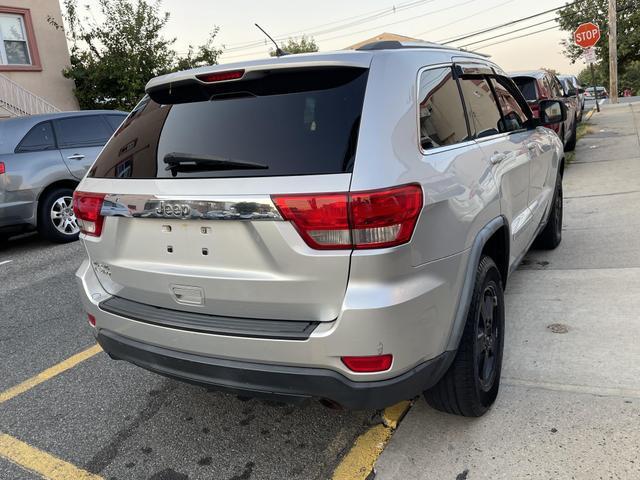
511 77 538 101
88 67 368 179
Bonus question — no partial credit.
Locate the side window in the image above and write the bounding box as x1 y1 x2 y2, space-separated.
458 76 503 138
54 115 112 148
104 114 126 132
15 121 56 153
418 67 469 150
489 76 528 132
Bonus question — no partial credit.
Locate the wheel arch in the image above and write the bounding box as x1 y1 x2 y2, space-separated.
36 179 79 223
445 215 509 351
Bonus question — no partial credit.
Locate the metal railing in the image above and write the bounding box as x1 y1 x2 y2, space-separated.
0 73 61 117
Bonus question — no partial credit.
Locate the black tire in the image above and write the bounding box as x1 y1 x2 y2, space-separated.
37 187 80 243
424 255 505 417
564 119 577 151
535 174 563 250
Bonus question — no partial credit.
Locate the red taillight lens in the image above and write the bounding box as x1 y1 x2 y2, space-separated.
342 354 393 372
87 313 96 327
272 184 422 250
196 69 245 83
73 191 106 237
0 162 5 174
350 185 423 249
529 102 540 118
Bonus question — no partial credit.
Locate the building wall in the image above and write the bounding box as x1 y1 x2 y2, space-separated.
0 0 78 111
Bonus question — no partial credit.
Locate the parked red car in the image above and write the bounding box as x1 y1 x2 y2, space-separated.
509 70 578 151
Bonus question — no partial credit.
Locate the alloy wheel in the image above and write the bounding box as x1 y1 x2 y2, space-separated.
476 284 500 391
50 196 80 235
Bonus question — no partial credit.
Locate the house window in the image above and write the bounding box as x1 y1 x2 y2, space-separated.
0 13 30 65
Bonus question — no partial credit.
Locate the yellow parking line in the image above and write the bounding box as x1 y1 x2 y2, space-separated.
0 344 102 405
584 107 596 122
332 400 412 480
0 432 103 479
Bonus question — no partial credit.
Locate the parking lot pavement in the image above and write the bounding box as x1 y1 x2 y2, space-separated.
375 102 640 479
0 235 378 479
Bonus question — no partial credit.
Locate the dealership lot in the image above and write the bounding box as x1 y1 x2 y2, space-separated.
2 102 640 480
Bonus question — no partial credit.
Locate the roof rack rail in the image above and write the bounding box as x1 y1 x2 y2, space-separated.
355 40 491 58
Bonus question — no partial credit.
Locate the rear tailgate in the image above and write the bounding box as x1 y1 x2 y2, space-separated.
78 65 370 323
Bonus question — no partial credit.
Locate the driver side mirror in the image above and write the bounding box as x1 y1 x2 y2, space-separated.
539 100 567 125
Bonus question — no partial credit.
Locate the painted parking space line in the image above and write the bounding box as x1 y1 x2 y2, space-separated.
0 344 102 405
332 400 412 480
0 260 12 266
0 432 103 480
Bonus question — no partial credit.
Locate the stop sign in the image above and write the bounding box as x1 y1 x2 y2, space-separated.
574 22 600 48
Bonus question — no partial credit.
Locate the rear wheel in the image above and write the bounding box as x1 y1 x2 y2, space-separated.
424 255 504 417
535 174 563 249
37 187 80 243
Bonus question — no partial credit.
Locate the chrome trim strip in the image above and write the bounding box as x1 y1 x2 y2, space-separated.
100 194 283 221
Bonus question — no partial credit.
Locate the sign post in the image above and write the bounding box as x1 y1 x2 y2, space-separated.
574 22 601 112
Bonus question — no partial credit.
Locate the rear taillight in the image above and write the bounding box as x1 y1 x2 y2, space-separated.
87 314 96 327
73 191 106 237
272 184 423 250
342 354 393 372
529 103 540 118
0 162 5 174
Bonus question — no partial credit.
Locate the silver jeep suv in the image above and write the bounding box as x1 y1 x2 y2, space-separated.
74 41 565 416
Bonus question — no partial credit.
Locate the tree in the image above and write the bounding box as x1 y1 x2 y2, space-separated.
51 0 223 111
269 35 318 56
557 0 640 87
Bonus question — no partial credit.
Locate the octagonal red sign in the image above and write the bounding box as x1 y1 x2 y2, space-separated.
574 22 601 48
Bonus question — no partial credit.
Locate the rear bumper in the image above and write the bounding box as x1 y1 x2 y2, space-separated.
97 328 454 409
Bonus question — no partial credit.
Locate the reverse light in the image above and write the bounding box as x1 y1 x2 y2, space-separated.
272 184 423 250
342 354 393 373
196 69 245 83
0 162 5 174
73 191 106 237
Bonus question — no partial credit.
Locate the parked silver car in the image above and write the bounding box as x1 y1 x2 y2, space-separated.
0 110 127 242
74 42 566 416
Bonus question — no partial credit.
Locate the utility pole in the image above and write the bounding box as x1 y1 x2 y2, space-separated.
608 0 618 104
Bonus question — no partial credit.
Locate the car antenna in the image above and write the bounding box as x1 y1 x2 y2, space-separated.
254 23 288 57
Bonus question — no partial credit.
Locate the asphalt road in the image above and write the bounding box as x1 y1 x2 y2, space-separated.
0 234 378 480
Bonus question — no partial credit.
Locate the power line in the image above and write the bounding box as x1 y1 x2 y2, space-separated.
473 24 560 50
222 0 434 53
414 0 516 37
458 17 557 48
441 2 577 45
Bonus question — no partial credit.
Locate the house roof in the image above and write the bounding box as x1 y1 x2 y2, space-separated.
345 32 422 50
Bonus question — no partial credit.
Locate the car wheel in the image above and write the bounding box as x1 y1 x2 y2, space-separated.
535 173 563 250
564 119 577 151
37 187 80 243
424 255 504 417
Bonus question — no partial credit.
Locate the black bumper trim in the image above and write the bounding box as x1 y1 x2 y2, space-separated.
99 296 319 340
97 329 455 410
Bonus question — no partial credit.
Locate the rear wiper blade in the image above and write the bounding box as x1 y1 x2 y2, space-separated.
163 152 268 173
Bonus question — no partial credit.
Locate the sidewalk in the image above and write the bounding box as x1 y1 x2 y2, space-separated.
375 102 640 479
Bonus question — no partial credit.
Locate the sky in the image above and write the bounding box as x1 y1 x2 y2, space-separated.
79 0 589 74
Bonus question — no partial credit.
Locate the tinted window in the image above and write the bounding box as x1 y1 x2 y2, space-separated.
104 114 126 132
512 77 537 101
54 115 112 148
490 77 528 132
418 67 469 150
458 77 503 138
89 68 368 179
16 121 56 152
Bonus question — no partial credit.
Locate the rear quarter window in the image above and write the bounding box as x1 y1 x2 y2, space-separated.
15 121 56 153
88 67 368 179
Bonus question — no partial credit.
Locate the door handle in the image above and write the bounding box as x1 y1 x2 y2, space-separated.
490 153 506 165
67 154 85 160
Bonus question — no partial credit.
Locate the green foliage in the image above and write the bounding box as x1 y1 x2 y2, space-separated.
577 64 607 87
557 0 640 91
51 0 222 111
269 35 318 56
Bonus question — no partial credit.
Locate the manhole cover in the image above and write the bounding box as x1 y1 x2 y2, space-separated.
547 323 569 334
